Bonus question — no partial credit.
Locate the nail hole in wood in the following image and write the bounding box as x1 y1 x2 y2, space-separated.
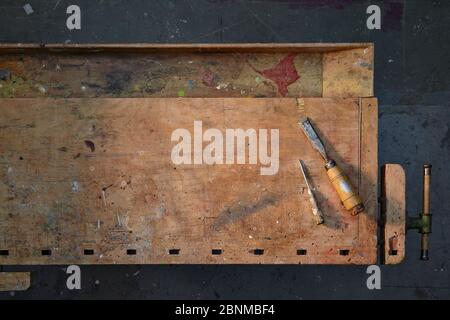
211 249 222 255
169 249 180 255
84 249 94 255
297 249 307 255
0 250 9 256
339 249 350 256
253 249 264 255
41 249 52 256
127 249 137 255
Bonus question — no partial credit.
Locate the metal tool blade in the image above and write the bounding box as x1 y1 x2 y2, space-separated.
299 160 312 190
298 160 324 225
299 117 328 161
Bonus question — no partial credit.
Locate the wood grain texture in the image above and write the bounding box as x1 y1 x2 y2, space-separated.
0 52 322 98
323 46 374 98
0 44 373 100
0 98 377 264
0 272 30 291
382 164 406 264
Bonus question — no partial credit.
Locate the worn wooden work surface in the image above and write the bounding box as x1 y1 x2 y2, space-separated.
0 44 373 99
382 164 406 264
0 97 377 264
0 272 30 291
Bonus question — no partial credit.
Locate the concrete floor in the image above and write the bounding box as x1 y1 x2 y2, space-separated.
0 0 449 299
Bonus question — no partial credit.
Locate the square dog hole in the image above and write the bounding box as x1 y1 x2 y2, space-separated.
389 250 398 256
0 250 9 256
84 249 95 255
41 249 52 256
339 249 350 256
211 249 222 255
169 249 180 255
253 249 264 255
297 249 307 256
127 249 137 255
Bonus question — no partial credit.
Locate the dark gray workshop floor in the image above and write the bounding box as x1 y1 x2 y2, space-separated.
0 0 449 299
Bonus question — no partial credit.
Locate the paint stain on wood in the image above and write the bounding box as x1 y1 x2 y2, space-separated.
202 69 218 87
84 140 95 152
248 54 300 96
213 195 278 229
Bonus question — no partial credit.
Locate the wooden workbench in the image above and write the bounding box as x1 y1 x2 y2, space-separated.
0 43 404 269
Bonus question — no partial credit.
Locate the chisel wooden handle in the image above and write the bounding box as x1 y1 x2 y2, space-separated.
325 160 364 215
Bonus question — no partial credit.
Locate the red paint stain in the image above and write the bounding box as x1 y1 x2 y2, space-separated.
249 53 299 96
202 69 218 87
384 2 404 31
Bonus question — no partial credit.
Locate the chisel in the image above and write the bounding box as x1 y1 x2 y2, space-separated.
299 117 365 215
299 160 325 225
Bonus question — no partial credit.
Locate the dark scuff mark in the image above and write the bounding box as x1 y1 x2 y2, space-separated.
102 183 114 192
248 54 300 96
81 82 103 89
213 195 278 229
105 71 132 94
73 153 81 159
440 125 450 151
84 140 95 152
202 69 219 87
0 69 11 81
58 146 68 152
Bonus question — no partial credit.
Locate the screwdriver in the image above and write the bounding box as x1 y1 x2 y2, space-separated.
299 117 365 215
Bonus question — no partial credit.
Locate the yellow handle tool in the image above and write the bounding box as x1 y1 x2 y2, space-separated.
299 118 364 215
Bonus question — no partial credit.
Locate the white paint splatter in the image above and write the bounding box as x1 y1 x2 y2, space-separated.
215 82 229 90
36 84 47 94
101 190 107 206
71 181 79 192
23 4 34 15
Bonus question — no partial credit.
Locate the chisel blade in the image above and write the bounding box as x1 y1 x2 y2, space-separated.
298 160 324 225
299 117 328 161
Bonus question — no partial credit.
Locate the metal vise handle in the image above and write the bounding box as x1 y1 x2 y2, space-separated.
408 164 432 260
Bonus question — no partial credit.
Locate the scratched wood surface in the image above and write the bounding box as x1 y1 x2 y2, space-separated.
382 164 406 264
0 44 373 99
0 272 31 291
0 97 377 264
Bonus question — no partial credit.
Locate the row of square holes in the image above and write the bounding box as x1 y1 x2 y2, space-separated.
0 249 137 256
0 249 352 256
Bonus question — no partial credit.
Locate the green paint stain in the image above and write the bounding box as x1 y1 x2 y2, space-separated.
0 75 26 98
177 89 185 97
